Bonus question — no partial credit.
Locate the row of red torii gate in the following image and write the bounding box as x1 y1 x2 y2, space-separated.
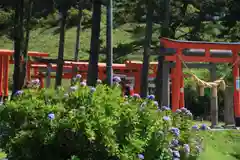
0 38 239 127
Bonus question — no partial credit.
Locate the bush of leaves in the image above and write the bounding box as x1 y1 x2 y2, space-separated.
0 76 206 160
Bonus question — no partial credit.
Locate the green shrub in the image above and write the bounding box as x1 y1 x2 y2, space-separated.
0 81 204 160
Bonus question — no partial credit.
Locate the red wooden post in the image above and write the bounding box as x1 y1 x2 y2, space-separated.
39 74 44 88
171 49 182 111
27 62 31 82
34 68 38 77
0 56 3 99
3 55 9 97
233 50 240 119
171 67 177 111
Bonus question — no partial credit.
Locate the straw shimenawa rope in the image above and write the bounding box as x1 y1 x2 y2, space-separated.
177 54 240 91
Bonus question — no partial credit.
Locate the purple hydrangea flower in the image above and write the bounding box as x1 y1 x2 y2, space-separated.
171 127 180 137
192 125 198 130
80 81 87 87
48 113 55 120
76 74 82 79
200 124 208 130
175 109 181 113
113 76 121 83
138 154 144 159
163 116 170 121
162 106 170 111
181 107 188 112
15 90 23 96
183 144 190 154
31 79 40 85
172 150 180 158
147 94 155 100
133 93 140 99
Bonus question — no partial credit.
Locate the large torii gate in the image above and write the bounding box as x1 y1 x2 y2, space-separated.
160 38 240 126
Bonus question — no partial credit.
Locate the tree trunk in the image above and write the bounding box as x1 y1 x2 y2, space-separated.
106 0 113 86
155 0 170 105
73 1 83 76
55 11 67 89
140 0 153 98
12 0 24 96
20 0 33 88
87 0 101 86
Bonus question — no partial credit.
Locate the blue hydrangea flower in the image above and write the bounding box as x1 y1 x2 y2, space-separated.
76 74 82 79
171 139 179 147
163 116 170 121
171 127 180 137
15 90 23 96
90 87 96 93
162 106 170 111
185 110 193 117
70 86 78 92
80 81 87 87
147 94 155 100
138 154 144 159
172 150 180 158
153 101 158 106
183 144 190 154
48 113 55 120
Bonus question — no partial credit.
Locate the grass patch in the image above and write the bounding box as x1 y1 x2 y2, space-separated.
199 130 240 160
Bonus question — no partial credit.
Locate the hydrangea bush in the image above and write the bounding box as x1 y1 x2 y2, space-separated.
0 77 206 160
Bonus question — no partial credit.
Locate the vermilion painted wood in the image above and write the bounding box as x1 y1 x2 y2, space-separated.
160 37 240 117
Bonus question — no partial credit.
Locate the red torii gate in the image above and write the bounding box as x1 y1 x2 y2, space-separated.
0 50 49 99
160 38 240 124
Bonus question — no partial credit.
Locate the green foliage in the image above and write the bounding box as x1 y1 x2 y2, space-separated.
0 83 203 160
70 155 80 160
0 9 14 30
39 11 60 27
67 7 92 27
